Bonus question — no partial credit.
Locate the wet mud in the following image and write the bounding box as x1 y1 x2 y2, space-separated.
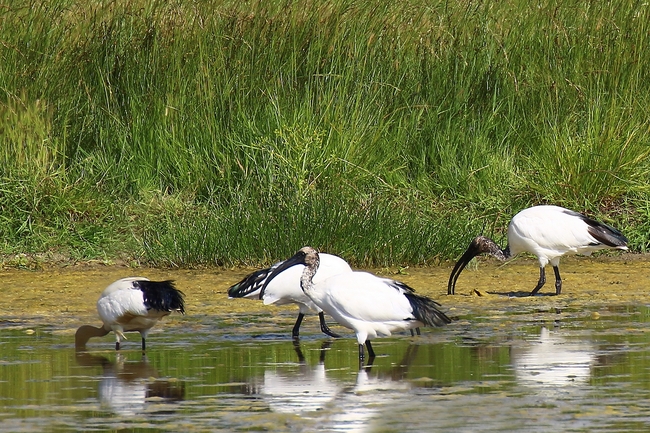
2 254 648 325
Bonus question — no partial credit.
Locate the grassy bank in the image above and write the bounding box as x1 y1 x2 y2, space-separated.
1 0 649 268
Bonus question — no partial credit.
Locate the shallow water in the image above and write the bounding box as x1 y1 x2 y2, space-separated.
2 257 650 432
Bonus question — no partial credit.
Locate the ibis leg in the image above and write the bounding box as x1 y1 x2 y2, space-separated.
553 266 562 295
292 313 305 339
115 330 126 351
530 267 547 295
318 312 341 338
359 341 377 365
365 341 376 359
141 338 146 352
359 341 377 367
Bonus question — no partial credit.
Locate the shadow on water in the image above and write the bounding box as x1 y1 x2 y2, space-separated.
476 290 560 297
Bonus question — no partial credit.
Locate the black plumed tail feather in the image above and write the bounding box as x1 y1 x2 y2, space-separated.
137 280 185 313
228 259 292 299
227 268 272 299
404 292 452 327
564 210 628 248
385 280 451 326
584 218 628 248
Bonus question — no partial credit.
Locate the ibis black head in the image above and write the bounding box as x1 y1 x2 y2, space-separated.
259 247 320 298
447 236 507 295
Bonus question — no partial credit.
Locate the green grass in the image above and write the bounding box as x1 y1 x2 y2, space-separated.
1 0 649 267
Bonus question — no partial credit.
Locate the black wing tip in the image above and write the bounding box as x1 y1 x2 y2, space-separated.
227 268 271 299
587 225 629 248
564 210 628 241
227 281 247 298
577 214 629 248
393 281 417 293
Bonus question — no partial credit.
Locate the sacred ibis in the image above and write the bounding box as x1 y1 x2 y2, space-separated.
228 253 352 338
260 247 451 364
448 205 628 296
75 277 185 351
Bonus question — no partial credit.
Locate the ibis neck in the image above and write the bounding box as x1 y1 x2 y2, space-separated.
499 245 512 261
476 236 511 261
75 325 110 349
299 262 319 296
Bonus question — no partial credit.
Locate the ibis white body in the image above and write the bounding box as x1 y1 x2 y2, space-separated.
98 277 164 338
261 247 451 363
507 205 627 268
76 277 185 350
260 254 353 312
303 271 430 345
448 205 629 295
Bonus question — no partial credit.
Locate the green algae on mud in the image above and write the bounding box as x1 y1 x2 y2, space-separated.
1 254 648 331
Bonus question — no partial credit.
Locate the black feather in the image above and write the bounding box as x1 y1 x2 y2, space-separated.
227 263 282 299
404 292 452 328
389 281 417 294
136 280 185 313
564 210 629 248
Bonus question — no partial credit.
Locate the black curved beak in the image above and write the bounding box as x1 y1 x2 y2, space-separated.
259 251 307 298
447 239 482 295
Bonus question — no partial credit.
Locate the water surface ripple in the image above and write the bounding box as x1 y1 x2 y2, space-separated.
1 257 649 432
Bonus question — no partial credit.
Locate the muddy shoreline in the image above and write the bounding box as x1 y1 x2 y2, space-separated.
2 254 648 331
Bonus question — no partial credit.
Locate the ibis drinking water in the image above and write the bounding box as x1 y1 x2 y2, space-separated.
261 247 451 364
228 253 352 338
75 277 185 351
448 205 628 296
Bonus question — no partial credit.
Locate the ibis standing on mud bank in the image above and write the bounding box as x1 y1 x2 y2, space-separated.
75 277 185 351
261 247 452 364
448 205 629 296
228 253 352 338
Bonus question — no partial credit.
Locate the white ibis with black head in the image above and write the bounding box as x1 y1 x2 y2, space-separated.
75 277 185 350
448 205 629 296
261 247 451 364
228 253 352 338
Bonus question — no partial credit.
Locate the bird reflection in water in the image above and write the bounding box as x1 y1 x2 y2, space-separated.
324 344 420 432
511 326 595 393
251 340 423 432
75 351 185 416
252 340 342 415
